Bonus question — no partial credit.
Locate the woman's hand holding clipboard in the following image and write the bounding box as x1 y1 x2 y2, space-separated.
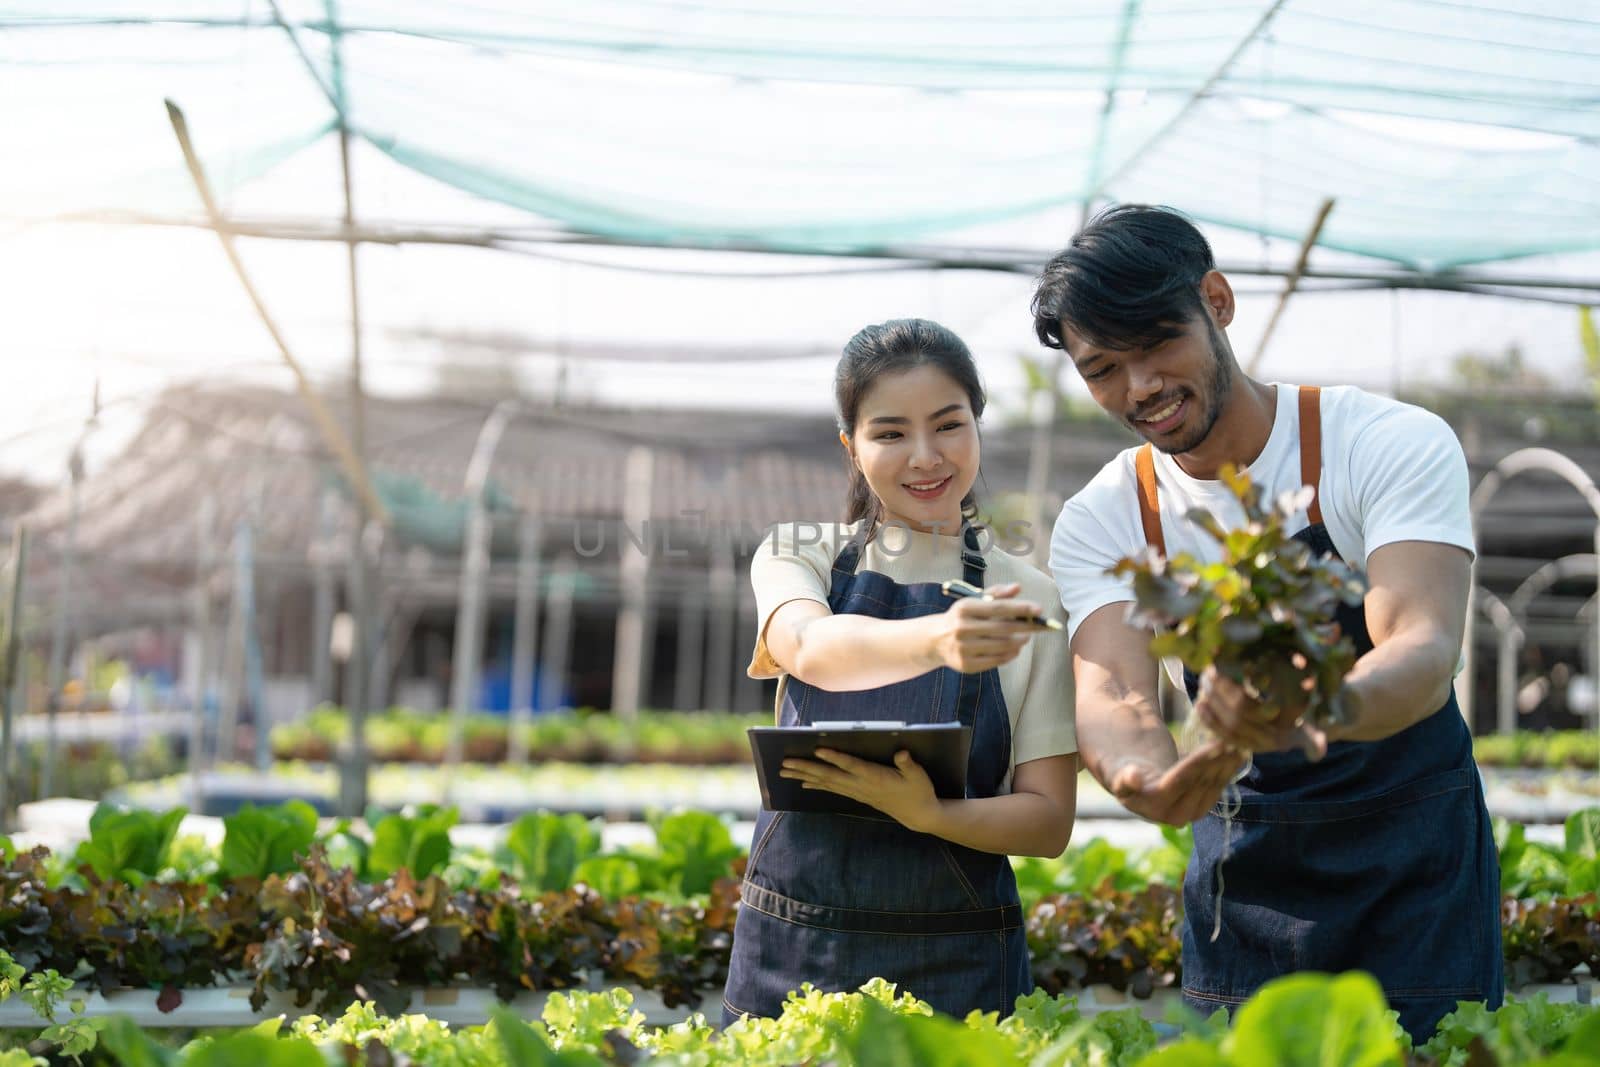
751 722 971 818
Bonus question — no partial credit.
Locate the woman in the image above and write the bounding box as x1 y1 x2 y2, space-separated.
722 319 1079 1024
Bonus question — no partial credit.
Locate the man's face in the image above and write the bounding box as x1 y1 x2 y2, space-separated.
1061 315 1234 455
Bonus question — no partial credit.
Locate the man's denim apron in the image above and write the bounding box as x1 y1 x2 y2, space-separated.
1135 386 1503 1042
721 525 1032 1023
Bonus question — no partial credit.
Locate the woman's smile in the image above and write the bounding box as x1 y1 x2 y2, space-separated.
847 363 981 533
903 474 954 501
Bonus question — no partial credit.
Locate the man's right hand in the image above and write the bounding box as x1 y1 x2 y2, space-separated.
1106 742 1246 826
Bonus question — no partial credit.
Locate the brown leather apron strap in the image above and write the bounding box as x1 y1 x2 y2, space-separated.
1298 385 1324 526
1135 385 1324 555
1135 443 1166 557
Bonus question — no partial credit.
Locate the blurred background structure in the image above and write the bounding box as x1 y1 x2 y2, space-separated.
1 2 1598 819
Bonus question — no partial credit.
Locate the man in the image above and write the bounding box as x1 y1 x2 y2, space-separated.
1034 204 1502 1039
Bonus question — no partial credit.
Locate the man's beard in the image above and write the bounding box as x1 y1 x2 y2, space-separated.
1145 323 1233 455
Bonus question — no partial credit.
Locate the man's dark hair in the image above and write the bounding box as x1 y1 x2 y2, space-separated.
1031 204 1216 353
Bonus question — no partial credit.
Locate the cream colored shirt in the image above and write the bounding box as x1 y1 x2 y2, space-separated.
748 519 1077 790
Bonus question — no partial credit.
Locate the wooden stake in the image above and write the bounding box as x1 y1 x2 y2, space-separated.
163 100 387 524
1246 197 1336 376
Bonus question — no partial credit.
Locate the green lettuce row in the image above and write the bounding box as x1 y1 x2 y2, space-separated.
270 708 769 766
3 823 1597 1020
275 711 1597 775
57 801 1600 911
6 971 1598 1067
1497 812 1600 901
1475 733 1600 772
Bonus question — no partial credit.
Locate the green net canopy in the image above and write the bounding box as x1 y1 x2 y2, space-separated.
6 1 1600 270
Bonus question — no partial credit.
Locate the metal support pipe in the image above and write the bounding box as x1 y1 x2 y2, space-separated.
239 523 268 772
611 447 655 719
704 540 736 713
447 401 520 779
508 514 543 765
340 518 380 817
538 557 577 713
331 17 378 819
217 520 252 764
1023 351 1065 567
1 526 30 830
310 489 337 705
189 499 214 801
43 441 86 798
1504 553 1600 741
735 581 760 712
375 602 421 713
1496 624 1522 738
367 586 393 712
51 201 1600 305
1463 448 1600 727
673 591 705 711
1466 585 1518 736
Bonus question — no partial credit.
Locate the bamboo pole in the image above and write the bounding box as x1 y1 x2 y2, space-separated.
162 101 386 525
1245 198 1336 376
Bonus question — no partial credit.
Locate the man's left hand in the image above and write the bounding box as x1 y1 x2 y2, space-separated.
780 748 941 831
1194 666 1328 759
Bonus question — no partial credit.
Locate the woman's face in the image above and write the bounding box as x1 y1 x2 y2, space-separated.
844 363 979 535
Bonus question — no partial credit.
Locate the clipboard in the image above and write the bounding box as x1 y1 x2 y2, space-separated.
748 721 972 816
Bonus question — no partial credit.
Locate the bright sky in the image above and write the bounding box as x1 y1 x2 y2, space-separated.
5 160 1587 489
3 16 1594 489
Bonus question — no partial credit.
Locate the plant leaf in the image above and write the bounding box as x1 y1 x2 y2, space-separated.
651 811 741 896
1564 808 1600 861
504 812 601 893
220 801 319 881
1226 971 1403 1067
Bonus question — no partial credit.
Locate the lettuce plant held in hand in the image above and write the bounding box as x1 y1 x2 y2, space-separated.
1111 464 1366 752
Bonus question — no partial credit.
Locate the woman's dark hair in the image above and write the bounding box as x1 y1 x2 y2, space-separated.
1031 204 1215 352
835 318 986 528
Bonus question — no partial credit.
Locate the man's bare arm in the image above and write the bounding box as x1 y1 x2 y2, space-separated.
763 586 1040 693
1072 604 1170 783
1073 604 1245 826
1330 540 1471 743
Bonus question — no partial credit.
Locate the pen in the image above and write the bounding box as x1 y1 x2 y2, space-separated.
939 579 1064 632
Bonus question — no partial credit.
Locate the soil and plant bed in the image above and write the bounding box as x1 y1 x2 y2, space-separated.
1 804 1597 1042
0 968 1596 1067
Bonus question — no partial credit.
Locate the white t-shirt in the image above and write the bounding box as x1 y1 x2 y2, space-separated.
748 519 1078 790
1050 384 1475 645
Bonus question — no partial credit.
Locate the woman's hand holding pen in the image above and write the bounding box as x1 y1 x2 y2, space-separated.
774 583 1051 829
780 748 941 832
925 581 1043 674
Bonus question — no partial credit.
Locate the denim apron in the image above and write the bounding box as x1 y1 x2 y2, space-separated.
1135 386 1503 1042
721 525 1032 1023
